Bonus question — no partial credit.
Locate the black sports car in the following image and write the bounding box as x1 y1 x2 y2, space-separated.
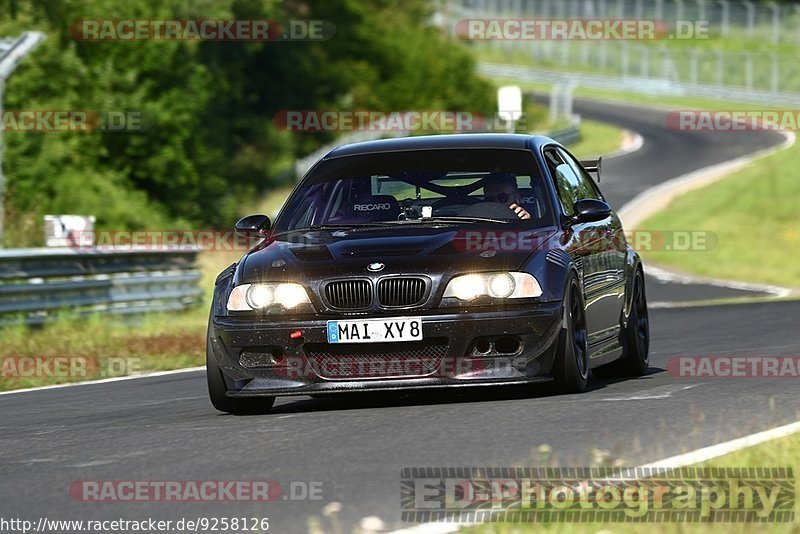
207 134 649 414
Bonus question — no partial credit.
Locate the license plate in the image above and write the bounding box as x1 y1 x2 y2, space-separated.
327 317 422 344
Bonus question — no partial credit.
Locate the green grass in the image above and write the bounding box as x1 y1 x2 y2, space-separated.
569 119 626 158
639 144 800 288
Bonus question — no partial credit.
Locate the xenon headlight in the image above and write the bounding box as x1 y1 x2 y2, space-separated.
227 283 311 311
443 272 542 301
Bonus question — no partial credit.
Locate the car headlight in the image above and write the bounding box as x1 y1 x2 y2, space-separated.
443 272 542 301
227 283 311 311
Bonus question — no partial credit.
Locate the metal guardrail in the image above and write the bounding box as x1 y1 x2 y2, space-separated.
477 63 800 107
447 0 800 103
0 248 202 325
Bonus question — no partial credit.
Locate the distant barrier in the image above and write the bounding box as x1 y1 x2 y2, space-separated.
0 248 202 325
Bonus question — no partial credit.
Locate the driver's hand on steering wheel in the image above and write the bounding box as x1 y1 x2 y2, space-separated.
509 203 531 220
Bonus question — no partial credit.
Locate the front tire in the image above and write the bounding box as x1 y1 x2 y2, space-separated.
207 338 275 415
553 275 589 393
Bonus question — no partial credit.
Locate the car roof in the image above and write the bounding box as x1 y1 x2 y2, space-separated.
324 133 556 159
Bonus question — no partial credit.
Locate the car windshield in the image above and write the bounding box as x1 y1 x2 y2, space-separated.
273 148 556 232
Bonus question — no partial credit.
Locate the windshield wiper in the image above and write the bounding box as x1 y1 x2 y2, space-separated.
400 216 509 224
271 223 396 237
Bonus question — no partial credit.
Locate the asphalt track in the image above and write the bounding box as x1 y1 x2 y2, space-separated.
2 100 798 533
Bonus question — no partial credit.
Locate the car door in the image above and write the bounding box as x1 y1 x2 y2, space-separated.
558 147 628 351
542 145 615 353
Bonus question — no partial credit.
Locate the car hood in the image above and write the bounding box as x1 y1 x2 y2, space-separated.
237 225 557 283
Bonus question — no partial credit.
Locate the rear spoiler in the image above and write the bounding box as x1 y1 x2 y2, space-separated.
581 157 602 182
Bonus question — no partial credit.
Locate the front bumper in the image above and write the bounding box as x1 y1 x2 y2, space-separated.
208 304 562 397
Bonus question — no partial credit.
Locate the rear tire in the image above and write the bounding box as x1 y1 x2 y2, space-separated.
553 275 589 393
617 268 650 376
599 267 649 377
207 340 275 415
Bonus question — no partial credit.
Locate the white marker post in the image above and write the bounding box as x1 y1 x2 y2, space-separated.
497 85 523 134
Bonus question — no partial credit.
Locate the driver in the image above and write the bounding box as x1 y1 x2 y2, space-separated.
483 174 531 220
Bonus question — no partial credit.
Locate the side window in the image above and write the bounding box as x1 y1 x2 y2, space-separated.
558 147 602 201
543 147 579 215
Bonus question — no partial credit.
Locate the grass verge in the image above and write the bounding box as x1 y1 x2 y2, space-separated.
569 119 626 158
639 143 800 288
460 431 800 534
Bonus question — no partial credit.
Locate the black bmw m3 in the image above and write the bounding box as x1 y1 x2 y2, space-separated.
207 134 650 414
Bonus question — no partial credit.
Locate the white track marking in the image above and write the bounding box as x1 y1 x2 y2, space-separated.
598 383 699 401
604 129 644 159
646 265 792 298
0 366 204 396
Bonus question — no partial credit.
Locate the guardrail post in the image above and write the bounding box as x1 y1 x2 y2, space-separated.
598 0 607 18
549 83 563 125
769 2 780 45
771 52 779 93
744 52 753 91
621 42 629 78
719 0 730 37
655 0 664 21
744 1 755 37
696 0 706 24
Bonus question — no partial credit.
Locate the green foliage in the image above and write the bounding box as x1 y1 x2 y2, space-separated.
0 0 494 246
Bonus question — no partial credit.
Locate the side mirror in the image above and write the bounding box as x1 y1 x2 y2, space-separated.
234 214 271 237
572 199 612 223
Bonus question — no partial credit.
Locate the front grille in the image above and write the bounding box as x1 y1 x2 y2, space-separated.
377 277 427 307
324 279 372 310
304 338 449 380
